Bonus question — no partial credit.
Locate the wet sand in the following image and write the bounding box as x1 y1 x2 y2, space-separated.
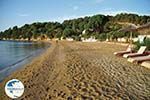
0 41 150 100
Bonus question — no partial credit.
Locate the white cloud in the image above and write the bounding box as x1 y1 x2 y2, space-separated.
51 15 81 22
73 6 79 10
32 10 150 24
54 10 150 23
48 14 91 23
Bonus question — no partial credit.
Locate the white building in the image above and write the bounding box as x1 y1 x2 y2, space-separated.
117 38 128 42
66 38 74 41
81 36 97 42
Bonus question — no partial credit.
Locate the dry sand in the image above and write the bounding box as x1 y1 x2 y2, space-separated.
0 41 150 100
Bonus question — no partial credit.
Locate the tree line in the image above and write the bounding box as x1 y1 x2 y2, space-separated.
0 13 150 41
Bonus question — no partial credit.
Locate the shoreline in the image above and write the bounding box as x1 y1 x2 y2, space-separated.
0 41 149 99
0 40 51 82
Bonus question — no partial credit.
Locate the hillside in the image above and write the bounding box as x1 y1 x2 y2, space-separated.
136 22 150 35
119 22 150 35
0 13 150 41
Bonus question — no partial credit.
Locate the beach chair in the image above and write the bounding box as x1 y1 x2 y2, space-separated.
127 55 150 63
141 61 150 69
114 46 132 56
123 46 147 58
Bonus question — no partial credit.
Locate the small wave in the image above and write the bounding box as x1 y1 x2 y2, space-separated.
0 53 34 72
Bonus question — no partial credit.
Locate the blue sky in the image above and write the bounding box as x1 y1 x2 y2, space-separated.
0 0 150 31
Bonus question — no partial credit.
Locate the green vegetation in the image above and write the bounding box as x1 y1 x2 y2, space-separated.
134 38 150 50
114 13 150 25
0 13 149 41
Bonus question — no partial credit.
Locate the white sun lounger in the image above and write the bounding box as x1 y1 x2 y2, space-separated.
128 55 150 63
141 61 150 69
114 46 132 56
123 46 147 58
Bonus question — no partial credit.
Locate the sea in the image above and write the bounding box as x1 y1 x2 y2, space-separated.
0 40 49 81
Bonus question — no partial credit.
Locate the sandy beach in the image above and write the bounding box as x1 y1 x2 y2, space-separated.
0 41 150 100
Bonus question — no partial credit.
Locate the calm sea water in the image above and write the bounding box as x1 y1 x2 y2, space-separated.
0 40 49 81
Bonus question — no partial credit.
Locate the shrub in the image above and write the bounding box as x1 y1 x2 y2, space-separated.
98 33 107 41
134 38 150 50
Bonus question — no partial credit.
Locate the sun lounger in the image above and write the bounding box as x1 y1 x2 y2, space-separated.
141 61 150 69
123 46 147 58
114 46 132 56
127 55 150 63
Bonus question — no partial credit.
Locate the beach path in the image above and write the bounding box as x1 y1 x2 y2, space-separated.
0 41 150 100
